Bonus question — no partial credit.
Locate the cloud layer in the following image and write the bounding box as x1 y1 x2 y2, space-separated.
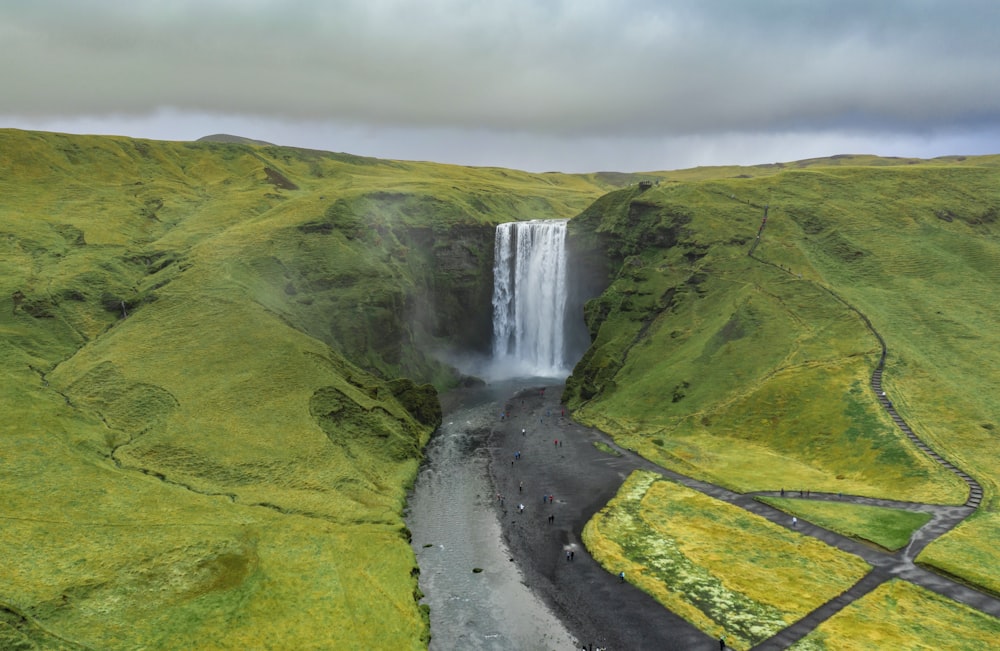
3 1 999 170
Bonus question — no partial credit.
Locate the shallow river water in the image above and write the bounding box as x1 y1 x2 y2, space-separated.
406 382 577 651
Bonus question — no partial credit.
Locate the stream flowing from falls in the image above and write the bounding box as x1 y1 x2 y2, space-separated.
405 383 575 651
406 220 577 649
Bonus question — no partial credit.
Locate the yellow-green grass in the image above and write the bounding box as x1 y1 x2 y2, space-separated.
757 498 931 551
790 580 1000 651
917 512 1000 597
583 471 870 650
5 128 1000 646
570 205 964 502
0 372 426 649
760 166 1000 510
0 129 619 648
567 159 1000 594
0 308 430 648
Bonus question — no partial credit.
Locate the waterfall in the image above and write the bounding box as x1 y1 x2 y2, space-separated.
491 219 570 378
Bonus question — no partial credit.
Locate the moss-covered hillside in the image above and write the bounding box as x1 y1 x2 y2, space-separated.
6 128 1000 646
565 155 1000 593
0 128 615 649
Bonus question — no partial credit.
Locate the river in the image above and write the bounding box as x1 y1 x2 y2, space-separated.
405 381 578 651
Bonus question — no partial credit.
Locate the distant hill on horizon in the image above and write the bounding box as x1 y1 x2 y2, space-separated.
192 131 1000 177
196 132 275 146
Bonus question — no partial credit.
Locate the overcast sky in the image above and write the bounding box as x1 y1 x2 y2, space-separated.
3 0 999 173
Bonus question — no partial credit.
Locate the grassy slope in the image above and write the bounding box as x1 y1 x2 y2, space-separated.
566 157 1000 593
0 129 610 649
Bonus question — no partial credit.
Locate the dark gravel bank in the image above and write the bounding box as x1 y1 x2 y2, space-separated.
486 385 717 651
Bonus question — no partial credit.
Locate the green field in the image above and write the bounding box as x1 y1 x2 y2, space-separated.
917 511 1000 596
757 498 932 551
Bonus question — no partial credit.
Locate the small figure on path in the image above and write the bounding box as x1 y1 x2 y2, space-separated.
518 503 525 514
522 428 526 436
792 516 798 527
719 635 726 650
519 480 523 493
780 488 784 496
619 571 625 583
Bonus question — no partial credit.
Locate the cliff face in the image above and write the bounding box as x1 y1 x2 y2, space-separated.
272 218 498 386
563 185 693 404
401 224 496 355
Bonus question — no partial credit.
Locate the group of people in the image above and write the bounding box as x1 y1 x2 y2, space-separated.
500 394 570 565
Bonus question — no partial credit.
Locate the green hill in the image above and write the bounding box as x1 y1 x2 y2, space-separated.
0 128 614 649
565 155 1000 594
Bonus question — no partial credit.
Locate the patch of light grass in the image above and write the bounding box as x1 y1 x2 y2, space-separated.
790 580 1000 650
757 498 931 551
918 511 1000 596
592 440 621 456
583 471 869 650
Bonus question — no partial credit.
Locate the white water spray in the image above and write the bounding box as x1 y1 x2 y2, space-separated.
491 220 570 378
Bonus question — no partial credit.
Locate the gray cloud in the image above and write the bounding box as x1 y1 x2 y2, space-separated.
2 1 999 170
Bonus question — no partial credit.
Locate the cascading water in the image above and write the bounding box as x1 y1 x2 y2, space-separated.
491 219 569 378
